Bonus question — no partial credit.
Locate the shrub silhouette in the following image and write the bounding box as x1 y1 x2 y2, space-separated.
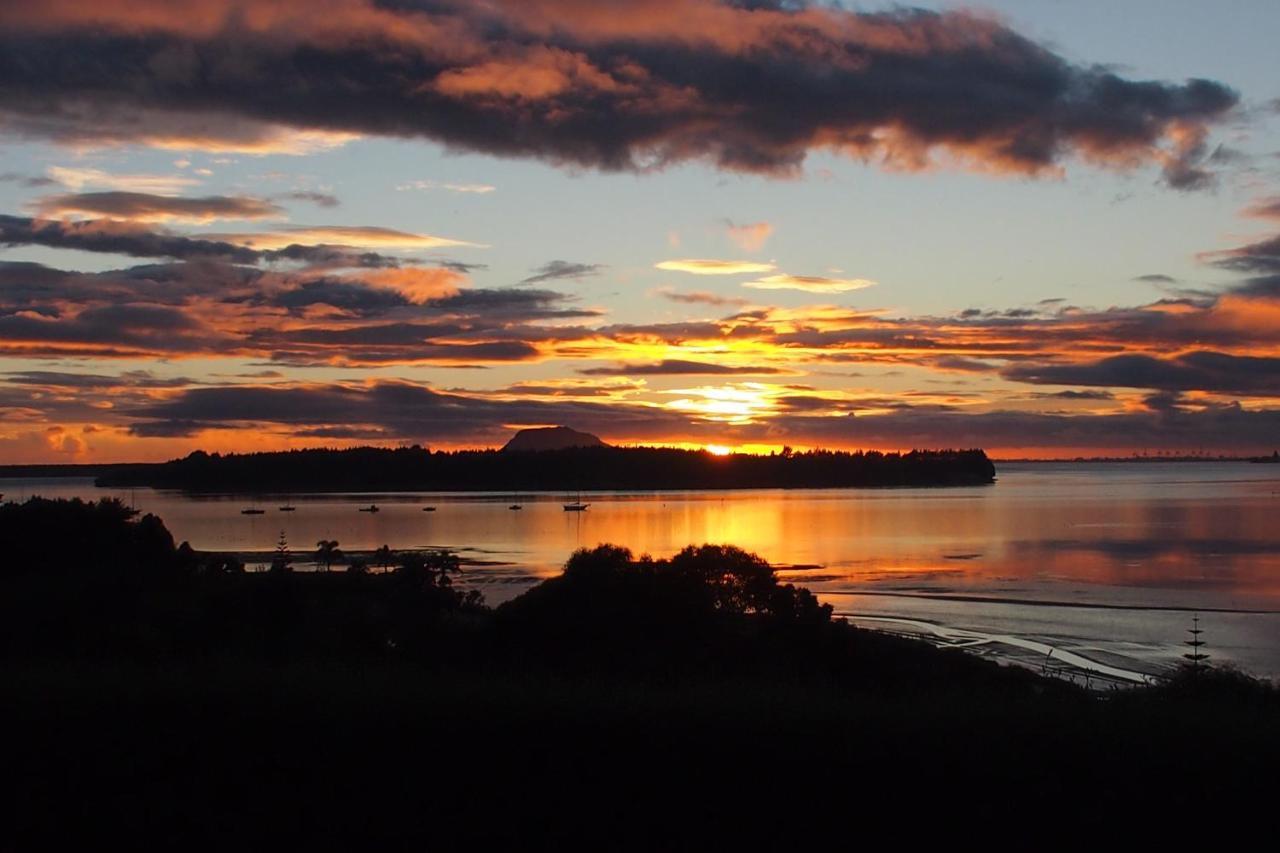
0 497 179 580
497 542 836 675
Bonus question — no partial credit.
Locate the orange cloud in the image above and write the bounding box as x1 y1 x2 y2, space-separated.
207 226 480 250
742 274 875 293
656 259 776 275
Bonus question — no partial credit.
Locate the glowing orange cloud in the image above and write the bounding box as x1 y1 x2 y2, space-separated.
206 226 480 250
742 274 875 293
656 259 776 275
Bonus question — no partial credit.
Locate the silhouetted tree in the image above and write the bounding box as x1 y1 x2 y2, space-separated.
394 549 461 588
374 545 394 573
669 544 776 614
315 539 343 572
346 558 369 575
270 531 293 573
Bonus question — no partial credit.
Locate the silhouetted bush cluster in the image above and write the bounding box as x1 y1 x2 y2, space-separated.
96 444 997 491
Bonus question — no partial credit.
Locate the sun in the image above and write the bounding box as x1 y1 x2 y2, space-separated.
705 444 733 456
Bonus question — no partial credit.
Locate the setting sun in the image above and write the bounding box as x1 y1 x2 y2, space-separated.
705 444 733 456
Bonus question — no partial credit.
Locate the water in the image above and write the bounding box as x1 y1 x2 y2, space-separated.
4 462 1278 679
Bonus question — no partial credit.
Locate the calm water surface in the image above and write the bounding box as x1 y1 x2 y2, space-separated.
6 462 1278 678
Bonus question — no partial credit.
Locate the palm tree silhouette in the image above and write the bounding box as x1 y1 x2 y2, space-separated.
374 544 394 574
315 539 343 572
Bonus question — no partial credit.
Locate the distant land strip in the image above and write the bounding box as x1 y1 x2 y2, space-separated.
88 445 997 492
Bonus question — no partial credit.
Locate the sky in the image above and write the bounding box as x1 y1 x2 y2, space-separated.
1 0 1279 462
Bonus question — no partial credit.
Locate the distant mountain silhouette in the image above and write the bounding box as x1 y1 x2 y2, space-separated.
502 426 608 452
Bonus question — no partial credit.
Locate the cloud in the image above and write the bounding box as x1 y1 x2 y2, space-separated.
5 369 193 389
109 378 1280 454
31 191 285 223
1003 351 1280 396
425 288 601 320
396 180 496 194
276 191 339 208
0 2 1234 185
742 274 875 293
653 287 749 307
578 360 786 376
208 225 478 250
1243 197 1280 221
520 260 605 284
0 172 56 188
656 259 776 275
1202 234 1280 273
45 166 199 195
1 215 262 263
724 220 773 252
0 215 413 268
1133 273 1177 284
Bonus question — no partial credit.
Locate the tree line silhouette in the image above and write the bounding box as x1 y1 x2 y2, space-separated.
95 444 997 492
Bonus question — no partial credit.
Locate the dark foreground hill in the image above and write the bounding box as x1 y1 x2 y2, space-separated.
3 498 1274 846
95 444 997 491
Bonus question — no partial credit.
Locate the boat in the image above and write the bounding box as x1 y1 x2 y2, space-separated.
278 504 296 512
508 504 523 511
562 498 589 512
358 504 380 513
240 508 265 515
422 506 437 512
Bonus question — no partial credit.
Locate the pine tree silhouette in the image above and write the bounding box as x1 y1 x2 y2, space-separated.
1183 613 1209 671
270 530 293 573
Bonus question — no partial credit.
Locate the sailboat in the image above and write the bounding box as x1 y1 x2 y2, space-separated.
508 492 523 510
241 506 265 515
562 492 588 512
358 504 380 513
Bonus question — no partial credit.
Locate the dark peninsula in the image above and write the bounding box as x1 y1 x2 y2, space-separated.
95 428 996 492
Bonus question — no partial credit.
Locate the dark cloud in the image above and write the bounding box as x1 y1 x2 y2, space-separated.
0 214 409 267
1133 273 1177 284
0 172 56 188
0 214 262 263
0 302 227 357
0 2 1237 185
437 259 489 274
578 360 785 376
1003 351 1280 396
126 381 694 442
519 260 605 285
1031 389 1116 401
276 191 339 208
5 370 193 389
655 288 750 307
272 278 412 316
119 379 1280 453
1205 234 1280 273
425 288 601 320
31 191 285 222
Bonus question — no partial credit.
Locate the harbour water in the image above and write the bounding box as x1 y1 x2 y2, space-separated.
5 461 1278 679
